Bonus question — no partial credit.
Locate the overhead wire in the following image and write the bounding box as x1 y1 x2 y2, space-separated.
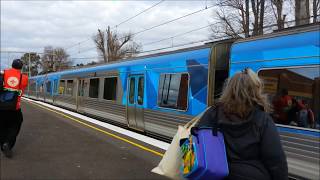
68 18 316 61
111 0 165 29
142 22 219 46
69 22 215 56
64 0 165 51
118 4 215 40
72 4 216 56
64 38 91 50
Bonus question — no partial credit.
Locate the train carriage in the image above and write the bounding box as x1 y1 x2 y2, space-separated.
230 24 320 179
26 23 320 179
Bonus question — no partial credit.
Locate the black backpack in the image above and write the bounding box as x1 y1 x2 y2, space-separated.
0 73 3 92
0 73 22 111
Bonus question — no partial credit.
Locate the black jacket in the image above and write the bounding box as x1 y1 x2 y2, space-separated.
197 106 288 180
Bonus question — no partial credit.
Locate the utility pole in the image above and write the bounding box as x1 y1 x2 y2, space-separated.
28 52 31 77
27 52 31 95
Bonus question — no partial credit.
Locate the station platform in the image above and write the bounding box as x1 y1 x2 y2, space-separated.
0 99 169 180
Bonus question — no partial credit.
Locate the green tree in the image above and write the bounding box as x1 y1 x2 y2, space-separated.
20 52 41 76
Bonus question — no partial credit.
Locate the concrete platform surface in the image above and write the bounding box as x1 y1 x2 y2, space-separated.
0 101 169 180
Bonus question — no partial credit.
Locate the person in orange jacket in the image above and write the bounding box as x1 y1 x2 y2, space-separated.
0 59 28 158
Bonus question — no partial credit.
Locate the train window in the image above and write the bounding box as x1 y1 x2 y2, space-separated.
39 84 44 93
258 66 320 129
78 80 85 97
89 78 99 98
59 80 65 94
66 80 74 96
46 81 51 93
214 70 229 99
129 78 135 104
158 73 189 110
53 80 58 93
138 77 144 105
30 82 36 91
103 77 117 101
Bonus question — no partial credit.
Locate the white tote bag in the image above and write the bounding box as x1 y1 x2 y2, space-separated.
151 108 209 180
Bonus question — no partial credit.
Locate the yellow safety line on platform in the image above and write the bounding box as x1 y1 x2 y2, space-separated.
27 101 164 157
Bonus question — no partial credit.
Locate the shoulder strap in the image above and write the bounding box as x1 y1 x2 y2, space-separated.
0 73 4 90
191 105 220 136
184 106 212 129
211 106 219 136
19 73 22 89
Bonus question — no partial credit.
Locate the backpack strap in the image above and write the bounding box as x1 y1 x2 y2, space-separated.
211 106 219 136
19 73 22 88
18 73 23 95
0 73 4 91
191 105 220 136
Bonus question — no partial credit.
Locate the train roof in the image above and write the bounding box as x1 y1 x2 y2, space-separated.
233 23 319 44
230 23 320 65
30 43 212 80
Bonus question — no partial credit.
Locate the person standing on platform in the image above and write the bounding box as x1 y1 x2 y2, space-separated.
198 68 288 180
0 59 28 158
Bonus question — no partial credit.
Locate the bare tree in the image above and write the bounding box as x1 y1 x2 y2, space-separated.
41 46 55 73
93 26 141 63
213 0 250 38
295 0 310 25
20 53 41 76
40 46 72 73
251 0 265 35
94 29 107 63
53 48 72 71
213 0 266 38
312 0 320 22
271 0 286 30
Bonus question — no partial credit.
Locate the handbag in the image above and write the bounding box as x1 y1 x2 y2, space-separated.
180 108 229 180
151 108 211 180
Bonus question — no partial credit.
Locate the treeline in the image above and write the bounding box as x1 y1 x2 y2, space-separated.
212 0 319 38
21 46 71 76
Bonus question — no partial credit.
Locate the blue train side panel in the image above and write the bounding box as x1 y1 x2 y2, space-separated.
230 30 320 75
230 27 320 138
29 47 211 116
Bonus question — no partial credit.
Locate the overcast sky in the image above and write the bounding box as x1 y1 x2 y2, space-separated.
0 0 216 69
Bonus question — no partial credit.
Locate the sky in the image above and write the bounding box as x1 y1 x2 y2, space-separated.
0 0 217 69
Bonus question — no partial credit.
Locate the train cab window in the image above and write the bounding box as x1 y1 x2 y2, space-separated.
138 77 144 105
158 73 189 110
66 80 74 96
129 78 135 104
258 66 320 129
53 80 58 93
89 78 99 98
46 81 51 93
39 84 44 93
59 80 65 94
30 82 36 91
103 77 117 101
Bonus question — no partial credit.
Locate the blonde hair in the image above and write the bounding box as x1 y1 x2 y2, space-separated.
219 68 271 119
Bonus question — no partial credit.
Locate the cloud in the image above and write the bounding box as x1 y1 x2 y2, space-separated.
1 1 215 66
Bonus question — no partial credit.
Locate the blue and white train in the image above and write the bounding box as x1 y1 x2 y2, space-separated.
26 23 320 179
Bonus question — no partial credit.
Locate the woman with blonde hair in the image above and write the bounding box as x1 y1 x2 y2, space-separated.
198 68 288 180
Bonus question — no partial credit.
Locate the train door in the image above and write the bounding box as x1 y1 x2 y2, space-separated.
76 79 86 113
52 79 58 104
126 75 145 131
38 83 45 101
